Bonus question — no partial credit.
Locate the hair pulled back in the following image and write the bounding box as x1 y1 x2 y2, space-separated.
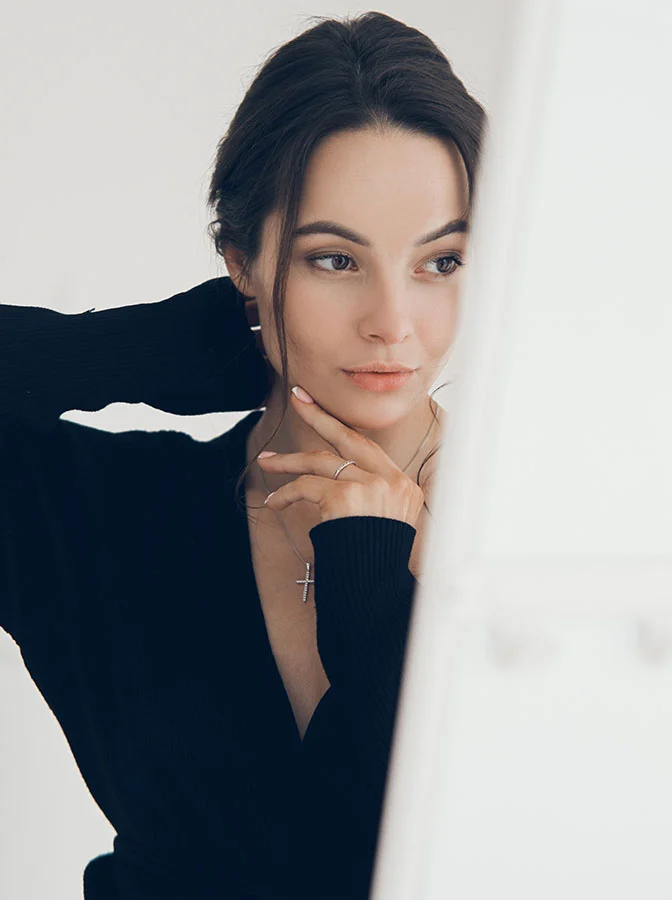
207 11 488 517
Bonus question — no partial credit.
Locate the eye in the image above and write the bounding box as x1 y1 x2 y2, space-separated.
306 252 356 273
305 251 465 277
422 253 464 277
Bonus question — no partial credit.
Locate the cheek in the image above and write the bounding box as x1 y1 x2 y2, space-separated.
288 315 347 368
421 300 460 360
257 287 324 361
283 286 349 360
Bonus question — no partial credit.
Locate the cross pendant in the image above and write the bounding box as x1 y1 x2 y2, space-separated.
296 561 315 603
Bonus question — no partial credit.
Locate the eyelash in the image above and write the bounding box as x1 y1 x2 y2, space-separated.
305 251 465 278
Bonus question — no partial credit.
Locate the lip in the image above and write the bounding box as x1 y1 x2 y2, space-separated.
344 363 417 373
343 370 415 392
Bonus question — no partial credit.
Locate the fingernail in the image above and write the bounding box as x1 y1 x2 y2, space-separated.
264 491 277 506
292 385 314 403
257 451 277 459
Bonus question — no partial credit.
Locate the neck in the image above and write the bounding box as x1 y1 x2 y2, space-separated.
248 378 443 499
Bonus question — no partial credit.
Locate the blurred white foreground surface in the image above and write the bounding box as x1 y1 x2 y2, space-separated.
373 0 672 897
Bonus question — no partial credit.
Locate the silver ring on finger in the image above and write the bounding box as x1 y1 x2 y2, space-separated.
332 459 357 480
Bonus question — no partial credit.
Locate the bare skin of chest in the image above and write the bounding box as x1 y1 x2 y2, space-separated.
246 486 426 740
246 493 330 740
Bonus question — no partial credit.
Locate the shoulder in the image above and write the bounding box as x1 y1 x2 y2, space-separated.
56 412 257 488
54 416 200 466
34 418 211 507
11 412 258 513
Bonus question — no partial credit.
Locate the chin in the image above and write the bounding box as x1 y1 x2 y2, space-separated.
329 398 414 432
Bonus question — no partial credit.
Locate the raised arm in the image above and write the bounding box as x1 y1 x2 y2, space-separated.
0 276 271 641
0 275 271 429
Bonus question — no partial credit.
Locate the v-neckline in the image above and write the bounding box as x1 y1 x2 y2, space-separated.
221 409 325 749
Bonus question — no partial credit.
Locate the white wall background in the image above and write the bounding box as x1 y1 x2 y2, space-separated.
0 2 520 897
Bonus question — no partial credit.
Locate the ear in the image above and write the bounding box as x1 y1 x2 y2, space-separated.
223 246 255 298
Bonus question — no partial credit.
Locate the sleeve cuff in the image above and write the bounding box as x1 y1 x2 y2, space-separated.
308 515 417 646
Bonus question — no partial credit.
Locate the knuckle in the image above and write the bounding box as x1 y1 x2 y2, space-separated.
372 475 388 492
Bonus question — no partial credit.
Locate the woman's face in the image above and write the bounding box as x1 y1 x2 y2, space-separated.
234 126 470 431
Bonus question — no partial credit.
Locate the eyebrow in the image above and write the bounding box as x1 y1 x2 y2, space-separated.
292 217 469 247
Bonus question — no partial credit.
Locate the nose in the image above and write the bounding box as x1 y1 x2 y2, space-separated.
358 277 414 346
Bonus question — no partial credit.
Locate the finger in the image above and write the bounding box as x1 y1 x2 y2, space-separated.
290 387 396 474
264 474 357 513
258 450 368 483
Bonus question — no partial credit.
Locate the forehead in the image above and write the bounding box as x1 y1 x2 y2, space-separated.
299 127 469 234
259 128 470 256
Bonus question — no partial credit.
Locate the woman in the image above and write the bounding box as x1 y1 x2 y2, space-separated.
0 11 486 900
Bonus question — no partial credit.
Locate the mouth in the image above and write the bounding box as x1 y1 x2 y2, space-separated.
342 369 415 392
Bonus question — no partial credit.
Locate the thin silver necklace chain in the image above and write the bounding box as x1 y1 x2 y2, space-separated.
252 408 439 602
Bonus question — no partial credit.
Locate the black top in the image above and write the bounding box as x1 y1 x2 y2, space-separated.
0 276 418 900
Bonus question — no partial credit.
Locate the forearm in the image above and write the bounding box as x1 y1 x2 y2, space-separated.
0 276 271 429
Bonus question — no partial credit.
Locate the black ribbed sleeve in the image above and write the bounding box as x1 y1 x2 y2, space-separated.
0 276 270 640
0 276 270 429
301 515 419 897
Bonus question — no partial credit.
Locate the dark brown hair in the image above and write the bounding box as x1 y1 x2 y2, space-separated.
207 11 488 519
